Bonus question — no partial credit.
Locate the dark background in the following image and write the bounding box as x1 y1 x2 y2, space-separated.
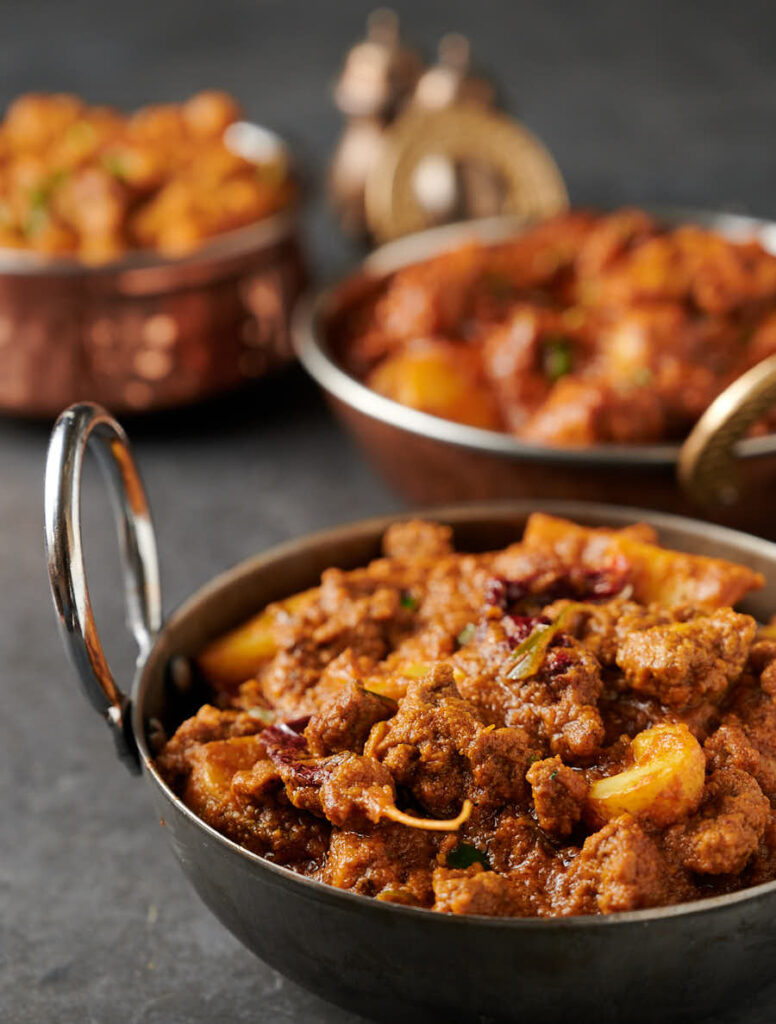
3 1 776 1021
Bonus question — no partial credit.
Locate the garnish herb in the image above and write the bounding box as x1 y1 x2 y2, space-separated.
400 592 419 611
542 335 574 381
447 843 490 870
247 707 276 725
549 770 558 781
457 622 476 647
23 170 69 237
102 153 129 180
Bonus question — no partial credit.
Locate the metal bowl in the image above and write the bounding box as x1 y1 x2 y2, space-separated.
0 124 305 418
45 402 776 1024
294 210 776 538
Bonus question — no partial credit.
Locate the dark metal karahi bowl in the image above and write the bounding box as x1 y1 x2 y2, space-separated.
294 210 776 538
45 402 776 1024
1 123 305 418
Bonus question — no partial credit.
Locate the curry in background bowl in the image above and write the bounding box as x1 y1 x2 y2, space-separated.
157 512 776 918
336 208 776 445
0 90 293 263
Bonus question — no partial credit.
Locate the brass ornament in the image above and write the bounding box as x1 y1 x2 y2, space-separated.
363 104 569 243
328 15 508 242
678 353 776 507
410 33 496 112
328 9 422 238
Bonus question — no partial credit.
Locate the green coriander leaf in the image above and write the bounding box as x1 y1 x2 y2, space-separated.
446 843 489 870
542 335 574 381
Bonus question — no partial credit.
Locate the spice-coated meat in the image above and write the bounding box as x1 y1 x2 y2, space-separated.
158 514 775 916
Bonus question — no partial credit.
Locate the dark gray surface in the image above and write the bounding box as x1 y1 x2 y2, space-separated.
3 0 776 1021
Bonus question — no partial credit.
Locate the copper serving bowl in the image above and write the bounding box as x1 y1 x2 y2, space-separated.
294 211 776 538
0 124 305 418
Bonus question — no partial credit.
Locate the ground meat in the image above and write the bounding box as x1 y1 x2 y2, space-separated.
502 637 605 760
560 600 674 666
527 756 588 837
323 824 438 905
304 680 397 755
561 815 678 914
182 736 328 865
616 609 756 709
156 704 268 787
705 722 776 804
468 726 538 809
450 811 560 910
382 519 454 560
432 865 537 917
740 812 776 887
367 665 485 816
725 677 776 762
163 514 774 918
262 727 399 831
667 768 769 875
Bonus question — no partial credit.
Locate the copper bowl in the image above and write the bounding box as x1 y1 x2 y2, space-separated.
0 124 306 418
294 211 776 538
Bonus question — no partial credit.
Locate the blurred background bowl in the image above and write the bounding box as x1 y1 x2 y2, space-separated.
0 123 306 419
295 211 776 537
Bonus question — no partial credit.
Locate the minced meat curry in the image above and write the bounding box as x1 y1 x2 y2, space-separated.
335 209 776 445
156 514 776 917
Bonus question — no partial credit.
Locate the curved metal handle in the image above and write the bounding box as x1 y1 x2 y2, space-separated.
679 354 776 507
44 402 162 773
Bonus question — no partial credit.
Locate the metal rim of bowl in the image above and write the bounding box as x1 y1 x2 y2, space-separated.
294 207 776 469
0 121 298 277
132 498 776 929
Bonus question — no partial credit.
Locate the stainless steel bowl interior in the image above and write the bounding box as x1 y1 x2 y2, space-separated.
294 208 776 468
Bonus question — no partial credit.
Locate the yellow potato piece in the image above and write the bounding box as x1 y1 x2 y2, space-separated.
609 536 764 608
587 723 705 828
197 588 316 689
522 513 763 608
367 343 501 430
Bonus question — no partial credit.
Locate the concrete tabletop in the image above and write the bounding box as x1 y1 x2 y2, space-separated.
4 1 776 1020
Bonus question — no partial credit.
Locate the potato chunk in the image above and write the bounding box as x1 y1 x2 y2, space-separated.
521 513 763 608
587 723 705 827
367 340 502 430
197 588 316 689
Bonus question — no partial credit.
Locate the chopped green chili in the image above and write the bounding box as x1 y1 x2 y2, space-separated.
506 604 582 681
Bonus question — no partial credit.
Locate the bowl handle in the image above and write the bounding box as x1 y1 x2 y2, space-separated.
679 354 776 507
44 402 162 774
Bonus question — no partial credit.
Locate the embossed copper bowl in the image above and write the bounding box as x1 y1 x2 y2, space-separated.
295 210 776 538
0 124 305 418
